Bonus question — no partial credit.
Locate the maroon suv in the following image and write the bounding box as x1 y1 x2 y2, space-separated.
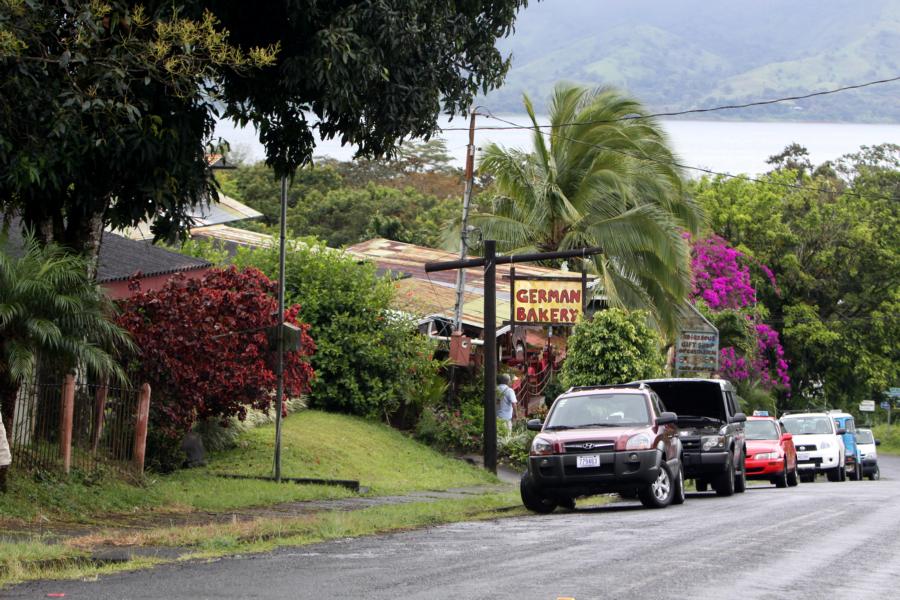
521 383 684 511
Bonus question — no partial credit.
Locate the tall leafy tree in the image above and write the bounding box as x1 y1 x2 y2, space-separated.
1 0 528 267
0 232 133 433
470 84 703 334
692 144 900 407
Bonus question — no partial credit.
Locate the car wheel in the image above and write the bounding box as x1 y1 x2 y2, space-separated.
520 473 557 514
870 465 880 481
734 451 747 493
639 459 675 509
775 461 788 488
800 471 816 483
696 480 708 492
672 461 686 505
714 454 736 497
559 496 576 510
827 464 841 482
787 465 799 487
839 462 847 482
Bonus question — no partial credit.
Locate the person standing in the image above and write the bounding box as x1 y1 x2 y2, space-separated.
497 374 518 433
0 418 11 493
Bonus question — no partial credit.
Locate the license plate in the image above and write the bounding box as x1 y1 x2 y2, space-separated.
577 455 601 468
797 452 810 461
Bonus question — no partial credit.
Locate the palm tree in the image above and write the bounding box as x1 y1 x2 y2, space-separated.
467 84 703 335
0 231 134 435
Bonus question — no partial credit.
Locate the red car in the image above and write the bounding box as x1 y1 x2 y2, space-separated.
744 416 799 488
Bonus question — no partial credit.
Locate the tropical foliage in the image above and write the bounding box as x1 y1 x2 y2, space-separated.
217 140 471 248
559 309 665 388
470 84 703 335
687 234 789 399
0 232 132 432
116 267 315 439
1 0 525 266
181 238 441 423
692 144 899 408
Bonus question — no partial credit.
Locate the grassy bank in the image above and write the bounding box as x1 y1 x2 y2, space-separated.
0 410 497 523
871 424 900 455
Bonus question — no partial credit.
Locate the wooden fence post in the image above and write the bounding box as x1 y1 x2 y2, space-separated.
60 374 75 475
132 383 151 474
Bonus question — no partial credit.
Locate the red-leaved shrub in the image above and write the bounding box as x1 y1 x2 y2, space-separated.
117 266 315 441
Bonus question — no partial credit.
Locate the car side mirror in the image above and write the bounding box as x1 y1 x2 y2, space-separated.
836 428 847 436
781 432 793 442
875 439 881 446
730 412 747 424
655 412 678 426
526 419 543 432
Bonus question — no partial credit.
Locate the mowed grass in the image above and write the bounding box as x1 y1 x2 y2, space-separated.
210 410 497 494
0 410 498 523
0 493 522 587
871 424 900 455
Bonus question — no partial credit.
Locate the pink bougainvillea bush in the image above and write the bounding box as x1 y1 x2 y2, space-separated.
689 234 789 392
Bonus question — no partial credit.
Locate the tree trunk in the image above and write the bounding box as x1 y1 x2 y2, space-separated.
64 205 107 281
0 373 20 440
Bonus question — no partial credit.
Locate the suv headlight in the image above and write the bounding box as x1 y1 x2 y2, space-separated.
625 433 651 450
702 435 727 451
820 440 832 449
531 437 555 456
755 452 780 460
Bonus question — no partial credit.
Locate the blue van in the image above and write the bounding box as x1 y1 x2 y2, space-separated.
829 411 863 480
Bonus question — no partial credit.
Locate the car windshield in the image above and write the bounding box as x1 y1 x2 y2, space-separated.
546 393 650 428
781 416 833 435
856 430 874 444
745 420 779 440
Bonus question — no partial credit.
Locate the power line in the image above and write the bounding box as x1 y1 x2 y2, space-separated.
441 75 900 131
484 114 899 203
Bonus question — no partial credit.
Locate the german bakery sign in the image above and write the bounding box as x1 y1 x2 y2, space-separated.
511 276 586 326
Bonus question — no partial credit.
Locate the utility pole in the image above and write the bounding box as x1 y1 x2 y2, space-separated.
274 174 288 483
426 243 602 474
453 111 478 331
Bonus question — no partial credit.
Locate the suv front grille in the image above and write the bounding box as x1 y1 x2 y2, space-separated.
795 444 818 452
563 441 615 454
682 438 701 451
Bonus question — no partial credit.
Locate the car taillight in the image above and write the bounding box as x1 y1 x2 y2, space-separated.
531 437 555 456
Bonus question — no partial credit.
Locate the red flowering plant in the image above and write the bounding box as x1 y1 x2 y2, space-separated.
688 235 789 392
116 267 316 443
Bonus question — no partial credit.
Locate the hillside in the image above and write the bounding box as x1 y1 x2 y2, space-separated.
485 0 900 122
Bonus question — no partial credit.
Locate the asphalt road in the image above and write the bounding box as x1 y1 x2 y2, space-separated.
8 456 900 600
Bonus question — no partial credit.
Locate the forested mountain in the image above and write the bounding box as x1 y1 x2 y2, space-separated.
486 0 900 122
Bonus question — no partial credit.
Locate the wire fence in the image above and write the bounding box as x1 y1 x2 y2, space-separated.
9 376 148 479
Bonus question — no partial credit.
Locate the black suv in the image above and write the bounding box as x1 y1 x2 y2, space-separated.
521 384 684 511
631 378 747 496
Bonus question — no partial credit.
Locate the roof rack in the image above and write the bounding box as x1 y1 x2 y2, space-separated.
567 383 648 393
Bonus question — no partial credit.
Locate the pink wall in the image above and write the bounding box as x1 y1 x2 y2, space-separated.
102 268 212 300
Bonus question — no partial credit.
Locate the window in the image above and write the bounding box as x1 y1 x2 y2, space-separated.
745 420 779 440
546 393 651 428
725 391 737 416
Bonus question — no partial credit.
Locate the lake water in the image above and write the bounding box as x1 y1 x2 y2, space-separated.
215 116 900 176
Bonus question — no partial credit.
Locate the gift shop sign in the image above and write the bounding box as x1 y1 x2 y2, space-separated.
675 331 719 373
511 276 586 326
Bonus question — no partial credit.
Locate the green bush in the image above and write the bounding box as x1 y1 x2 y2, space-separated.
184 238 440 422
872 424 900 455
498 422 536 469
560 309 665 388
414 380 484 453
